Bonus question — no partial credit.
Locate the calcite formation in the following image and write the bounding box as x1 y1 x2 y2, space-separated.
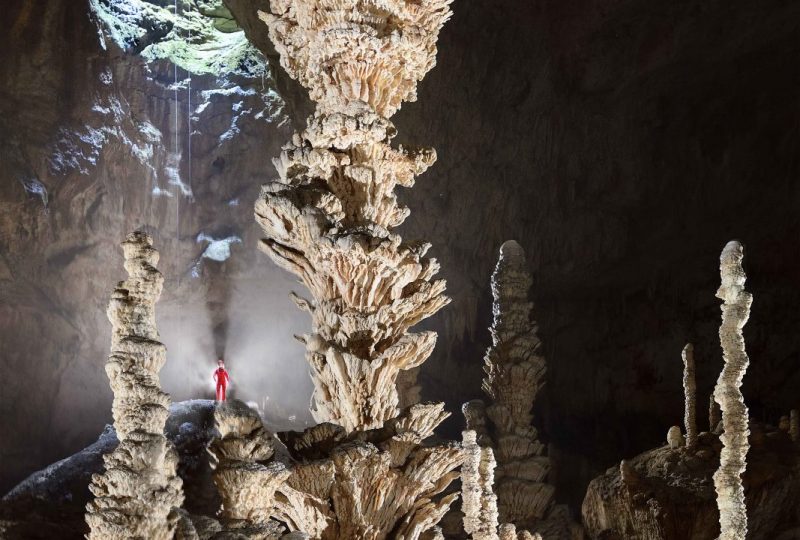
474 240 558 530
582 420 800 540
85 231 183 540
271 404 462 539
709 393 722 432
209 399 293 538
462 430 500 540
254 0 452 432
666 426 684 450
682 343 697 448
713 240 752 540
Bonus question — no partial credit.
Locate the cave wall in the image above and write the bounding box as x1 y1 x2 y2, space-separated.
2 0 800 515
0 0 313 493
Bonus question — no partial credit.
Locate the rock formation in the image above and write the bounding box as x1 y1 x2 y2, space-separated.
469 239 569 534
709 394 722 433
269 403 462 539
790 410 799 443
85 231 184 540
253 0 453 432
582 422 800 540
666 426 684 450
713 240 752 540
462 429 500 540
209 399 293 538
683 343 697 449
245 2 462 537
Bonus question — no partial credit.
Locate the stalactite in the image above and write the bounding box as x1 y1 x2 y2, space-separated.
475 240 558 530
462 430 499 540
85 231 183 540
254 0 453 432
682 343 697 449
713 240 752 540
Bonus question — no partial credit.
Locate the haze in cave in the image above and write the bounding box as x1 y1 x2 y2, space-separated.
1 0 799 539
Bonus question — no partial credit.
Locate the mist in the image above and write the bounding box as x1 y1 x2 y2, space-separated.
157 255 315 431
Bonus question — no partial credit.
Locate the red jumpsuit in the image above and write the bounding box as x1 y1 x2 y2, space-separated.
213 367 229 401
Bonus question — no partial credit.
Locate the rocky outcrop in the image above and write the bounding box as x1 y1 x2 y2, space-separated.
253 0 452 432
84 232 183 540
581 423 800 540
713 240 752 540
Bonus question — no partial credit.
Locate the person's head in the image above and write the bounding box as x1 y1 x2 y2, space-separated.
217 359 224 367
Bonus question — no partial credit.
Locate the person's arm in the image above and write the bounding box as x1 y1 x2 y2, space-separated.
213 370 218 382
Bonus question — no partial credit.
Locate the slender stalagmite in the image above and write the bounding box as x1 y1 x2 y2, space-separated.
462 430 500 540
85 231 183 539
709 393 722 432
682 343 697 448
255 0 453 432
790 409 799 443
713 240 752 540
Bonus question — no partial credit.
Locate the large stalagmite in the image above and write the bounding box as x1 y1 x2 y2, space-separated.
713 240 752 540
85 231 183 540
248 2 462 537
476 240 560 531
254 0 452 432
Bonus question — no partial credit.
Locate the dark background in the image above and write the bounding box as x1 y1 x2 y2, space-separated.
1 0 799 514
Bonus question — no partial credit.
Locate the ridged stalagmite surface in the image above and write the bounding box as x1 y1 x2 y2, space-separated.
85 231 183 540
209 399 293 539
713 240 752 540
682 343 697 448
462 430 500 540
267 404 462 539
478 240 557 530
254 0 452 431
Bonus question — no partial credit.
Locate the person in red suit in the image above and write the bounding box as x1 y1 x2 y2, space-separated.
213 359 230 402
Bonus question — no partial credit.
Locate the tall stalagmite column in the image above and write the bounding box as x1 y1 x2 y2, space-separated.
480 240 554 527
85 231 183 539
254 0 452 432
713 240 752 540
682 343 697 449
